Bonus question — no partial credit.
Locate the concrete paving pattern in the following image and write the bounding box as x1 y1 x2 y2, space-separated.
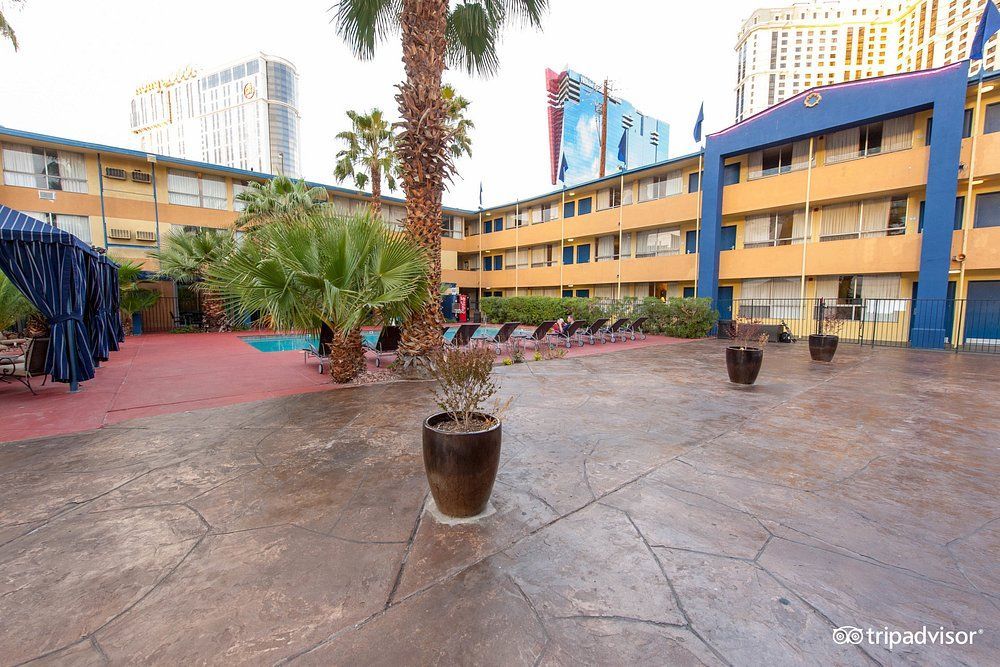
0 340 997 665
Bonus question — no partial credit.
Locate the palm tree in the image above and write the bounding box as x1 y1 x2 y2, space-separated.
334 108 398 217
207 211 429 383
331 0 547 371
442 84 474 161
1 1 25 51
0 271 34 332
151 229 235 331
113 257 160 335
234 175 328 231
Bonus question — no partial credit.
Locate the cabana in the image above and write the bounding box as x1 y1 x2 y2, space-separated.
0 205 123 392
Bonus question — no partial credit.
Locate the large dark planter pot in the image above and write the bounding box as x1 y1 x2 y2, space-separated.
422 412 502 518
726 346 764 385
808 334 839 362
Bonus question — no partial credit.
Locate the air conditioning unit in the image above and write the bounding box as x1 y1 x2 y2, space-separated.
108 228 131 240
135 230 156 241
131 170 152 183
104 167 127 180
38 191 56 201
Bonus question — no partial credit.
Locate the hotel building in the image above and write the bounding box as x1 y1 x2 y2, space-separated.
129 54 302 177
736 0 1000 121
2 62 999 347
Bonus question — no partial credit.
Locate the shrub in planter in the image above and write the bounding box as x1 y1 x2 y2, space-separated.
423 346 512 518
640 297 718 338
726 317 768 385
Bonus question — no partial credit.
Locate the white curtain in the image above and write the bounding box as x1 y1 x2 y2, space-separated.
167 170 200 206
662 170 683 197
597 235 615 261
504 249 516 267
638 177 655 202
636 229 656 256
530 245 547 266
860 274 900 299
529 206 540 224
820 202 860 239
792 210 808 244
744 214 772 245
594 285 616 298
814 277 840 299
791 139 811 170
517 249 529 268
748 151 763 180
882 115 914 153
768 277 802 319
201 175 226 209
621 231 632 258
545 203 559 221
597 188 612 210
861 198 891 236
55 214 91 243
1 144 37 187
56 151 87 192
825 127 860 164
621 182 634 205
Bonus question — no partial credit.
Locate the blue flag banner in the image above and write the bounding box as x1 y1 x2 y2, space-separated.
693 102 705 143
558 154 569 184
617 130 628 165
479 181 483 208
970 0 1000 61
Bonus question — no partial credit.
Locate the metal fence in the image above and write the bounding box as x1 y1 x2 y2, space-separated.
138 295 204 333
726 297 1000 353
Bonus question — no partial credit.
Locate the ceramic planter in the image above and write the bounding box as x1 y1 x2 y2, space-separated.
726 346 763 385
808 334 839 362
422 412 502 518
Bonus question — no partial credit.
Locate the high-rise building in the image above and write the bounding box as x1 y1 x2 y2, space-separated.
735 0 999 121
130 53 301 176
545 68 669 186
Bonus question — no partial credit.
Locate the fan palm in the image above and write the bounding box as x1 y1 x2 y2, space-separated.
331 0 547 371
151 229 235 331
207 211 430 383
0 271 34 332
442 84 474 161
0 1 24 51
334 108 398 217
112 257 160 335
234 175 329 231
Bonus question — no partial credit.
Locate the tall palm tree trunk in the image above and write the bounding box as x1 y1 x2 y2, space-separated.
200 290 228 332
396 0 448 372
370 163 383 218
328 327 365 383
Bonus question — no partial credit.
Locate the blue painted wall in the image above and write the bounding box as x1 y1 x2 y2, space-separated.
697 62 970 349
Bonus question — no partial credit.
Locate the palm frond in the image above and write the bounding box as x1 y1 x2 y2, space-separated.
329 0 403 59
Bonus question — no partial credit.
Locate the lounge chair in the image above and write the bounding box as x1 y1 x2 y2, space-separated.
363 325 402 367
0 337 50 395
514 320 556 350
548 320 587 348
578 318 609 345
448 323 481 348
621 316 648 341
302 341 329 374
480 321 521 354
599 317 630 342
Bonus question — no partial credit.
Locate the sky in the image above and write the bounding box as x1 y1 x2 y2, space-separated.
0 0 759 209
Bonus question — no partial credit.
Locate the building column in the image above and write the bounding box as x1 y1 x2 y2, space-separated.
911 66 968 348
696 150 723 304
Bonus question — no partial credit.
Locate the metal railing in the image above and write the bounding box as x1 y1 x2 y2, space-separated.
726 297 1000 353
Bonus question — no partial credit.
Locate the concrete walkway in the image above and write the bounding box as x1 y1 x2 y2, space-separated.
0 341 996 665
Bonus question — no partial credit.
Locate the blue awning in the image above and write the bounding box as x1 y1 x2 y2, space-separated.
0 204 120 388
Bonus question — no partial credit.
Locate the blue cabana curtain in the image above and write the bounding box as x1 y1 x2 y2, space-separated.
84 253 123 362
0 205 103 384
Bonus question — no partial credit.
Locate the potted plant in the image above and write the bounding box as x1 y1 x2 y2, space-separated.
726 317 768 385
114 257 160 336
423 346 512 518
809 299 844 362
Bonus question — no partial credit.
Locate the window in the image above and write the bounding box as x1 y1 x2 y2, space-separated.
925 110 974 144
635 228 682 257
530 203 558 223
744 210 806 247
563 201 575 218
819 196 907 241
985 103 1000 134
597 186 630 210
576 243 591 263
24 211 91 243
638 171 683 201
167 170 226 209
824 115 913 164
596 233 630 261
441 215 463 239
232 181 251 212
2 143 87 192
530 244 556 267
748 140 810 179
483 219 493 234
577 197 592 216
739 278 802 319
493 255 503 271
562 245 574 265
688 171 701 193
723 162 741 185
483 254 492 271
815 274 901 321
974 191 1000 228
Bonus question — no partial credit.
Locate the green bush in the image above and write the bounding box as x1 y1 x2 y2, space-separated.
479 296 642 326
640 297 718 338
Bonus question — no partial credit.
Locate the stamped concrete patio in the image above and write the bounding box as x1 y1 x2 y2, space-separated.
1 340 997 665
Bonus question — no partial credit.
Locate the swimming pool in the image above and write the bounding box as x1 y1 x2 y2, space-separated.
241 325 508 353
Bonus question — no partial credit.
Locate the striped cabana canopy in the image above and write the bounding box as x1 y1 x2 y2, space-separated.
0 204 120 390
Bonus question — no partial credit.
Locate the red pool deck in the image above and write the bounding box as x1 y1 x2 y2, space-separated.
2 331 685 443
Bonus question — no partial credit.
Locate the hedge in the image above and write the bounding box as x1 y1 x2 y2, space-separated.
478 295 717 338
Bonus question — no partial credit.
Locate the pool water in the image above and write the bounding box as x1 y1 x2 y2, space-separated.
241 325 509 353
